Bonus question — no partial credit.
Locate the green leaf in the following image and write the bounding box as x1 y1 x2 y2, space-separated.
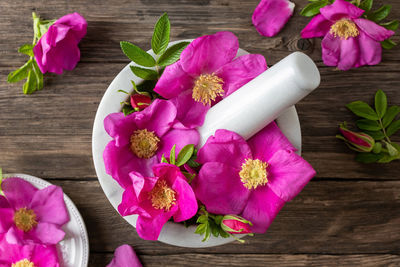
32 61 43 91
203 223 211 242
197 215 208 224
176 144 195 167
356 119 381 131
374 89 387 118
18 44 34 57
7 60 32 83
151 13 170 55
38 19 55 37
300 0 329 17
130 66 158 80
122 105 135 116
157 41 190 67
194 223 207 234
219 228 230 238
161 154 169 163
23 70 37 94
364 130 385 140
382 106 400 128
386 120 400 137
380 20 399 31
355 152 384 163
385 142 399 157
346 101 379 120
359 0 373 11
209 220 220 238
214 215 223 225
381 39 397 50
170 144 176 165
120 41 156 67
368 5 391 22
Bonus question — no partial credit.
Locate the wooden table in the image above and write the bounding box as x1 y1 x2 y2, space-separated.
1 0 399 266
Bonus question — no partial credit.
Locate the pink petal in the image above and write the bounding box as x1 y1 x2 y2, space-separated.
53 12 87 42
29 185 69 226
337 37 359 71
197 129 252 168
5 227 23 245
2 178 38 210
0 208 13 234
301 14 333 38
267 150 316 202
104 112 139 147
320 0 364 21
27 222 65 245
180 31 239 76
154 61 194 99
356 31 382 66
216 54 267 97
157 127 199 161
241 185 285 233
192 162 250 215
354 18 395 42
31 244 60 267
321 33 340 66
107 244 142 267
252 0 294 37
118 186 141 217
248 122 297 163
171 176 198 222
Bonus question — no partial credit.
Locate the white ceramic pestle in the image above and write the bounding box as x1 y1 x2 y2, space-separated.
197 52 320 147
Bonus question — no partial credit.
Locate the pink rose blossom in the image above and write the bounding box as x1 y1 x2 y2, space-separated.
252 0 295 37
33 12 87 74
301 0 394 70
118 164 198 240
192 123 316 233
0 178 69 245
107 244 142 267
154 31 267 128
103 99 199 189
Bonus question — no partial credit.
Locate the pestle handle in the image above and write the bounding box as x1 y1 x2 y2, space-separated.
197 52 320 147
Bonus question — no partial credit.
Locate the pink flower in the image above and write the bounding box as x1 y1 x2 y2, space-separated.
0 178 69 245
154 31 267 128
192 123 316 233
33 12 87 74
0 236 59 267
107 244 142 267
118 164 198 240
252 0 295 37
103 99 199 189
221 215 252 235
301 0 394 70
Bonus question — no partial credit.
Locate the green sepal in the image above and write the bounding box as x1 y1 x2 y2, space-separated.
161 154 169 164
151 13 170 55
122 105 135 116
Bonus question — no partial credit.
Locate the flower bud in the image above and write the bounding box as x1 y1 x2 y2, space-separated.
130 94 151 111
221 215 253 234
337 122 375 152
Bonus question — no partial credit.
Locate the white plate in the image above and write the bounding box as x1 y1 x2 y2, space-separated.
3 173 89 267
92 40 302 248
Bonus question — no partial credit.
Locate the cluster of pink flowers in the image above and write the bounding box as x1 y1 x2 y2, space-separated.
104 31 316 241
0 178 69 266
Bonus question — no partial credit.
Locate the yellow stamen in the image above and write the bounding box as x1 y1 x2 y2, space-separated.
130 129 160 159
14 208 38 232
192 73 224 105
330 19 359 39
239 159 268 190
148 180 176 211
12 259 36 267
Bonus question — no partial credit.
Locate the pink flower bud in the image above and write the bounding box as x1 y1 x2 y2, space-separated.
130 94 152 111
221 215 253 234
337 122 375 152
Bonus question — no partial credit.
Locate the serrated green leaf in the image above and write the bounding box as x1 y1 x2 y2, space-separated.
23 70 37 94
7 60 32 83
209 220 220 238
197 215 208 224
374 89 387 118
380 20 399 31
151 13 170 55
364 130 385 140
170 144 176 165
18 44 34 57
359 0 373 12
32 60 43 91
382 106 400 128
203 223 211 242
120 41 156 67
194 223 207 234
157 41 190 67
368 5 391 22
130 66 158 80
355 152 384 163
300 0 329 17
356 119 381 131
386 120 400 137
381 39 397 50
176 144 194 167
346 101 379 120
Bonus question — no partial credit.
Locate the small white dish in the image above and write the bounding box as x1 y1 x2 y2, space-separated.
92 41 302 248
3 173 89 267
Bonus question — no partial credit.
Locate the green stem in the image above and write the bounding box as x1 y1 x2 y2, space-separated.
378 117 391 143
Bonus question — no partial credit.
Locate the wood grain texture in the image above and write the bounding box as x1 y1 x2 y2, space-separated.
0 0 400 266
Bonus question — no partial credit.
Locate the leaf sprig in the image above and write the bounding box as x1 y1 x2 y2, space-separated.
194 206 230 242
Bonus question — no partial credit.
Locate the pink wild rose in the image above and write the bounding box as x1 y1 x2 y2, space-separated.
107 244 142 267
301 0 394 70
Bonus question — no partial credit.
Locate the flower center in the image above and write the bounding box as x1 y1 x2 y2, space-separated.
13 208 38 232
130 129 160 159
330 19 359 39
148 180 176 211
12 259 36 267
239 159 268 190
192 73 224 105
